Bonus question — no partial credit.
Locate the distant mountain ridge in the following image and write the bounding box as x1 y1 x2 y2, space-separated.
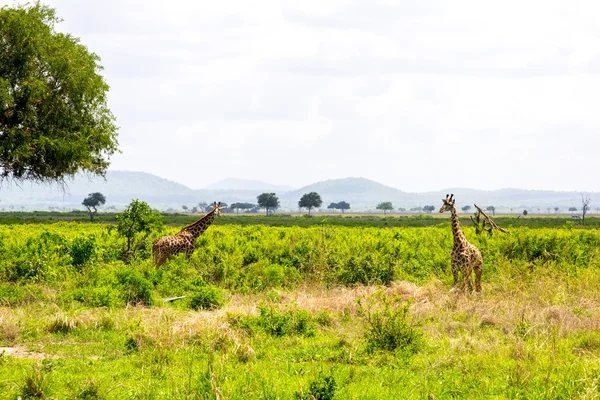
0 170 596 212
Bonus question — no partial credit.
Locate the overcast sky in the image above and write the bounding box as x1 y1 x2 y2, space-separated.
5 0 600 192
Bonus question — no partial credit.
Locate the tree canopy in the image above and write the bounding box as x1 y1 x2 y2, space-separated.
82 192 105 222
230 202 256 214
298 192 322 215
257 193 279 216
461 205 471 213
423 205 435 213
116 199 163 263
376 201 393 215
0 3 119 185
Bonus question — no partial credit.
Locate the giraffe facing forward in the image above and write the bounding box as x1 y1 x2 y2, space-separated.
439 194 483 293
152 201 225 267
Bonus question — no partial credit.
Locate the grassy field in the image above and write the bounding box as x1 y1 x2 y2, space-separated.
1 211 599 229
1 222 600 398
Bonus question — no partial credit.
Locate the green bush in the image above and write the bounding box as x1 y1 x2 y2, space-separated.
116 269 154 306
357 292 423 353
257 305 315 337
295 373 337 400
190 286 225 310
70 235 96 268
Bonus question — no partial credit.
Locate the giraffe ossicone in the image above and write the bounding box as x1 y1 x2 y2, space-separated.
439 194 483 293
152 201 225 267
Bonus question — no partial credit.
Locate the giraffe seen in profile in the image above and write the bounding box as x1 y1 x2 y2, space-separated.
439 194 483 293
152 201 225 267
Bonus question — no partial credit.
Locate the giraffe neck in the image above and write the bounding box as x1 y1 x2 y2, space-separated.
450 206 467 248
178 209 216 239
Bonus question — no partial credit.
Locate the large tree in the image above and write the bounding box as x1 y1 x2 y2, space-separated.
298 192 322 215
257 193 279 216
486 206 496 216
337 201 350 214
376 201 393 216
0 3 119 186
82 192 105 222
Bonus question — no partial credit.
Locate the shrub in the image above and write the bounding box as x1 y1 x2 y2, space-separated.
190 286 225 310
117 269 154 306
116 200 163 263
257 305 315 337
357 292 423 353
20 364 49 399
295 373 337 400
70 235 96 268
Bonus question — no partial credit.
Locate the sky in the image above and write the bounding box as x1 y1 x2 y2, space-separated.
4 0 600 192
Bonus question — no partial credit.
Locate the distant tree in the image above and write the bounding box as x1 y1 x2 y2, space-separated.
191 207 198 213
554 207 559 214
461 205 471 214
337 201 350 214
257 193 280 216
116 200 163 264
240 203 256 213
230 202 241 214
522 210 528 216
181 205 188 212
410 206 422 213
397 207 406 213
581 193 591 226
298 192 323 216
569 207 577 212
82 192 106 222
376 202 394 216
486 206 496 216
198 201 208 211
327 202 338 213
423 205 435 213
0 3 119 186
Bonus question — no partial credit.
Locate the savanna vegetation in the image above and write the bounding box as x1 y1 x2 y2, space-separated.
2 218 600 398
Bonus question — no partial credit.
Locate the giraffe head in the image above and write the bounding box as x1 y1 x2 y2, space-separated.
210 201 226 216
439 194 455 213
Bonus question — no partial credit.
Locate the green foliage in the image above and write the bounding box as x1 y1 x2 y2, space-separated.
20 364 49 399
257 193 280 215
298 192 323 215
116 269 154 306
190 285 225 310
116 199 163 263
257 305 316 337
70 234 96 268
295 373 337 400
357 292 423 353
0 3 119 184
229 305 316 337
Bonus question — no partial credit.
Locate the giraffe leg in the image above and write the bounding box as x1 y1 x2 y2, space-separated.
450 260 460 289
463 266 473 293
185 246 194 261
474 260 483 293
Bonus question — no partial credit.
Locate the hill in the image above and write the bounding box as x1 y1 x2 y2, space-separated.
0 171 596 213
281 177 418 209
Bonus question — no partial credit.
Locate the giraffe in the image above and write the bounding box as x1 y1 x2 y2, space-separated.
152 201 225 267
439 194 483 293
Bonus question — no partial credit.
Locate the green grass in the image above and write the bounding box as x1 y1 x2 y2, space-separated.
2 210 600 228
1 221 600 398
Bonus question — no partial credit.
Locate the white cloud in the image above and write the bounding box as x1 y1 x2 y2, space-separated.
3 0 600 191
